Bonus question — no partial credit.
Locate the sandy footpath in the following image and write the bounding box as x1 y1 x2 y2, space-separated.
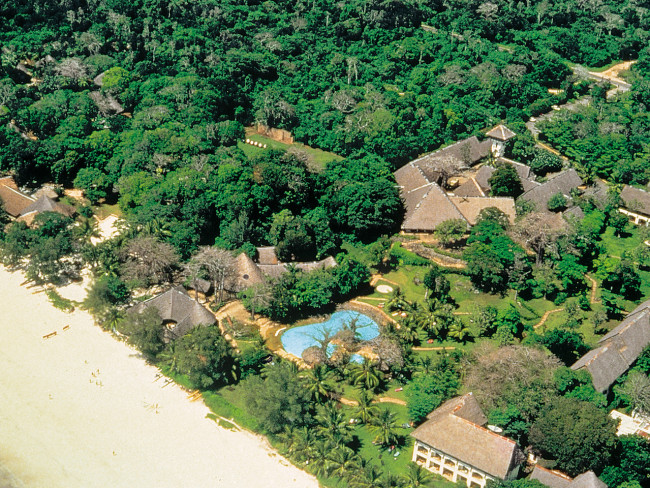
0 266 318 488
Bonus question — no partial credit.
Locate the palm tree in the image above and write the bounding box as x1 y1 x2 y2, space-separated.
74 216 100 245
315 403 354 445
328 446 361 480
158 342 179 373
350 464 382 488
378 472 403 488
385 287 411 313
308 439 334 477
350 358 384 392
369 407 400 447
353 389 379 424
448 319 472 343
291 426 317 464
403 464 433 488
413 355 434 378
299 364 335 403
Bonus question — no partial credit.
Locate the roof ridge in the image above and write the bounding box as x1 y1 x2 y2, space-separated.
453 416 518 445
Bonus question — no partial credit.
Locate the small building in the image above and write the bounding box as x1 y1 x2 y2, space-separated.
128 286 216 342
619 185 650 226
610 410 650 437
228 248 337 292
529 466 607 488
0 177 75 224
411 393 524 487
518 169 583 212
0 176 35 218
485 125 516 158
571 299 650 392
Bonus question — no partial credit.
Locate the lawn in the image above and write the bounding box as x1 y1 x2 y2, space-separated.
599 225 642 258
238 129 342 172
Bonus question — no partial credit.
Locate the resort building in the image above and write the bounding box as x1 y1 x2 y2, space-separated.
571 298 650 392
0 176 75 224
128 286 216 341
619 185 650 226
518 169 583 212
529 466 607 488
410 393 524 487
610 409 650 437
229 247 337 292
486 124 516 158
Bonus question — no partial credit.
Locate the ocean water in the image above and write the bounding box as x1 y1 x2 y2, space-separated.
281 310 380 360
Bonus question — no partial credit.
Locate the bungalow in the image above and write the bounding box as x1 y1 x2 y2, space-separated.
0 177 75 224
228 247 337 292
619 185 650 226
485 125 516 158
529 466 607 488
128 286 216 342
571 298 650 392
411 393 524 488
518 169 583 212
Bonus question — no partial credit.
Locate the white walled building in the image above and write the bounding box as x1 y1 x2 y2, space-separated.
410 393 524 488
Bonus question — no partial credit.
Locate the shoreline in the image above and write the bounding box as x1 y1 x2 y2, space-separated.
0 266 318 488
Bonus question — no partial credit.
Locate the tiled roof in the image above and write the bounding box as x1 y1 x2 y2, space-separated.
572 299 650 392
620 185 650 216
129 286 216 342
449 196 516 225
486 125 516 141
411 393 523 479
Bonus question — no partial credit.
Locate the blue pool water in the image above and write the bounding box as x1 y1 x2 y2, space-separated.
281 310 380 361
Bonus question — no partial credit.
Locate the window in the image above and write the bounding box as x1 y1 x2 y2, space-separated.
442 468 454 481
416 456 426 465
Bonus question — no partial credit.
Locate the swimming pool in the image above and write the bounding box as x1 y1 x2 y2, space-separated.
281 310 380 361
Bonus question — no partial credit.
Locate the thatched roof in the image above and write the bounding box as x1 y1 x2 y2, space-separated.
449 196 516 226
453 177 487 197
411 393 523 479
229 252 266 292
402 182 468 232
570 472 608 488
486 125 516 141
129 286 216 342
88 91 124 114
519 169 583 211
620 185 650 216
571 299 650 392
256 246 279 265
408 136 492 170
0 177 35 217
530 466 572 488
19 195 75 219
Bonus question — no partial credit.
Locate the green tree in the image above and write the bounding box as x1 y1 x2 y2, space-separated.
529 397 618 476
463 242 507 292
405 359 460 422
242 361 312 434
489 164 524 197
349 358 384 392
423 265 450 301
299 364 336 403
369 407 400 447
120 308 165 359
353 389 379 424
541 329 589 365
173 325 236 388
530 150 563 176
434 218 466 247
547 192 568 212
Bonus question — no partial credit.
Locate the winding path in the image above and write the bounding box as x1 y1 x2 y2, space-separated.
533 308 564 329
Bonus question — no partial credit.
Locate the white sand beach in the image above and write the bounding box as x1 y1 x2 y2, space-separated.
0 266 318 488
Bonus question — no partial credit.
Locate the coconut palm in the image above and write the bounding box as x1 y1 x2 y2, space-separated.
299 364 336 403
350 464 382 488
413 355 434 378
328 446 361 480
158 342 179 372
448 319 472 343
403 464 433 487
378 472 403 488
74 216 100 244
353 389 379 424
350 358 384 392
384 287 411 312
315 403 354 444
291 426 317 463
308 439 335 477
369 407 400 447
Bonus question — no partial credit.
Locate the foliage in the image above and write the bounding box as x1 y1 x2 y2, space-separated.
488 164 524 198
541 328 590 365
242 361 312 434
423 265 450 301
529 396 618 476
83 275 129 320
434 219 466 247
547 192 568 212
405 357 460 422
170 325 236 389
119 307 165 359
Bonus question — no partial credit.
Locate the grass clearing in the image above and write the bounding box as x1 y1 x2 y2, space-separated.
238 130 342 172
599 226 642 258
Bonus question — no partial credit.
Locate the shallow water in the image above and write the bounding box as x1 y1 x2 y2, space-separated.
281 310 380 360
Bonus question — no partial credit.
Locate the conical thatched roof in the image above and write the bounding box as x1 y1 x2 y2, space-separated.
486 124 516 141
228 252 265 292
